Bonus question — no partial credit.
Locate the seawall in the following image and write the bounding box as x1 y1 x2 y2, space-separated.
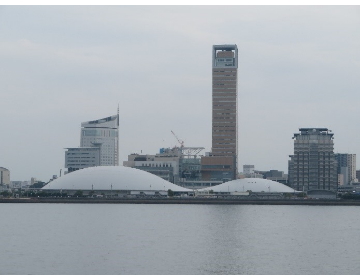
1 197 360 206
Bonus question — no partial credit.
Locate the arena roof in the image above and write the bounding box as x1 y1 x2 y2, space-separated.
42 166 192 192
199 178 297 193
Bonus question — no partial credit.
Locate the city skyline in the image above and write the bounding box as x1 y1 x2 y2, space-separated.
1 6 360 181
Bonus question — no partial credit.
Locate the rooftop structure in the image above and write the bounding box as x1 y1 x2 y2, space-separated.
43 166 192 193
200 178 297 193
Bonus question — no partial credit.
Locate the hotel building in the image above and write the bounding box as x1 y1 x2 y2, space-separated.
288 128 337 191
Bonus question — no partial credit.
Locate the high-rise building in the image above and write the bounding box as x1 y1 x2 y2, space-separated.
201 44 238 182
0 167 10 188
64 112 119 173
80 114 119 166
212 44 238 161
335 153 356 186
288 128 337 191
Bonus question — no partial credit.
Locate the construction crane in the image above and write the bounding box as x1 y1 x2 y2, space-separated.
171 130 184 148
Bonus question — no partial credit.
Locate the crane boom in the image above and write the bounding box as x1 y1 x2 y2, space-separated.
171 130 184 148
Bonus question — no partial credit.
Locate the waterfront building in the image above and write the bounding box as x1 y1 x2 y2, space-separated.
0 167 10 189
42 166 192 196
42 166 297 198
201 44 238 181
197 178 297 199
335 153 356 186
288 128 337 191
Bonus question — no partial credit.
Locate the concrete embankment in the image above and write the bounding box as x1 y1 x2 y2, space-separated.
1 198 360 206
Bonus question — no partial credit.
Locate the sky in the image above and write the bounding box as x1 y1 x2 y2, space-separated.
1 5 360 181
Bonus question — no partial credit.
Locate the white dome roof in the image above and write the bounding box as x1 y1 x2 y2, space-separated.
200 178 295 193
43 166 191 192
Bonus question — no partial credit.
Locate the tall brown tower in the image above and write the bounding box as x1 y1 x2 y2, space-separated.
201 45 238 182
212 45 238 159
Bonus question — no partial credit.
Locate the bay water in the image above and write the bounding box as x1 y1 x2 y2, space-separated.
1 203 360 275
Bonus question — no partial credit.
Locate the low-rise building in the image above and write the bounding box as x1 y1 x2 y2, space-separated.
65 147 101 173
201 156 235 183
257 169 288 185
124 147 204 187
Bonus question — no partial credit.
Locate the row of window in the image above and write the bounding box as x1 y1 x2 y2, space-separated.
214 117 236 120
213 70 237 73
213 107 236 110
216 100 236 103
67 157 96 160
141 163 173 168
202 165 231 169
213 122 237 126
214 110 236 116
213 124 236 127
213 136 236 139
67 152 97 155
213 87 236 90
217 58 233 62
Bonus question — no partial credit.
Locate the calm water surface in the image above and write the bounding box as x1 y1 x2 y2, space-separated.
1 203 360 275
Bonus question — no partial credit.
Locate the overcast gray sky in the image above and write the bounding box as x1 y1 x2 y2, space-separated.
1 5 360 181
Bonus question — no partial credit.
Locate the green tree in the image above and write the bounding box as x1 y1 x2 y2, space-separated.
37 191 47 197
74 190 83 197
297 192 306 198
284 193 292 199
0 191 11 198
342 192 360 200
31 181 45 189
167 189 174 197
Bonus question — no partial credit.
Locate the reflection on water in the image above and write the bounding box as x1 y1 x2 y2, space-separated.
1 204 360 275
